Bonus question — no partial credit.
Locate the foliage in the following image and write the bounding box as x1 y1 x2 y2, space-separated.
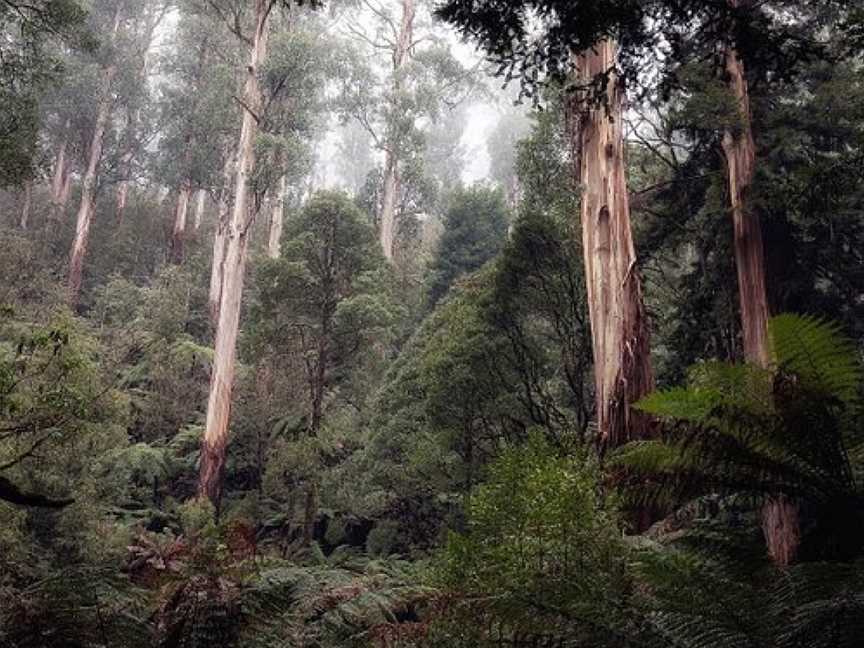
614 314 864 562
429 435 631 646
0 0 92 186
426 185 509 307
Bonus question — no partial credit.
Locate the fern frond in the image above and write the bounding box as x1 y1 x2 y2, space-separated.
634 387 722 423
770 314 862 410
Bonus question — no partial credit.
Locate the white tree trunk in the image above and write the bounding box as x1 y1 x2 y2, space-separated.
268 173 287 259
199 0 272 509
19 180 32 230
208 149 235 327
568 41 655 451
193 188 206 232
170 183 192 263
68 7 122 305
60 168 72 207
49 126 69 219
378 0 415 262
115 140 136 222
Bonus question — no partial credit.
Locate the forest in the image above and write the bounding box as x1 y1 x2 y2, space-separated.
2 0 864 646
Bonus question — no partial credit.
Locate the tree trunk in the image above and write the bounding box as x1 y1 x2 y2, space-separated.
208 149 235 328
378 0 415 262
115 107 139 224
721 1 795 565
198 1 271 510
761 493 800 567
60 167 72 207
49 126 69 220
302 480 318 546
115 3 164 224
379 155 399 263
19 180 32 230
300 303 331 545
268 173 287 259
721 23 770 367
567 41 655 451
170 182 192 263
193 189 206 232
67 7 122 305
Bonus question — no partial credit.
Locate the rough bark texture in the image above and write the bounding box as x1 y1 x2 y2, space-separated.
68 8 122 305
722 35 770 367
267 173 287 259
378 0 415 262
720 2 797 565
567 41 655 451
761 494 800 567
198 1 271 510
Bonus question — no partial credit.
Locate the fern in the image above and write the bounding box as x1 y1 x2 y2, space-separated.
239 555 436 647
770 314 862 411
615 313 864 562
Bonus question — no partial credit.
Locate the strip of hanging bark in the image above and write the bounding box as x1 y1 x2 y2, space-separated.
566 41 655 452
721 15 770 367
198 0 272 510
378 0 415 262
67 6 122 305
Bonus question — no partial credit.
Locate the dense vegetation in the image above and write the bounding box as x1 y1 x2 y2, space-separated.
1 1 863 646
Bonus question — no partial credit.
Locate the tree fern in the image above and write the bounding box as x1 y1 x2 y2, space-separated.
769 314 862 412
613 313 864 562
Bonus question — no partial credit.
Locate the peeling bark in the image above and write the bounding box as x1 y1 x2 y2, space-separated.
566 41 655 451
198 0 272 509
721 19 770 367
721 1 796 565
761 494 800 567
68 7 122 305
378 0 415 262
